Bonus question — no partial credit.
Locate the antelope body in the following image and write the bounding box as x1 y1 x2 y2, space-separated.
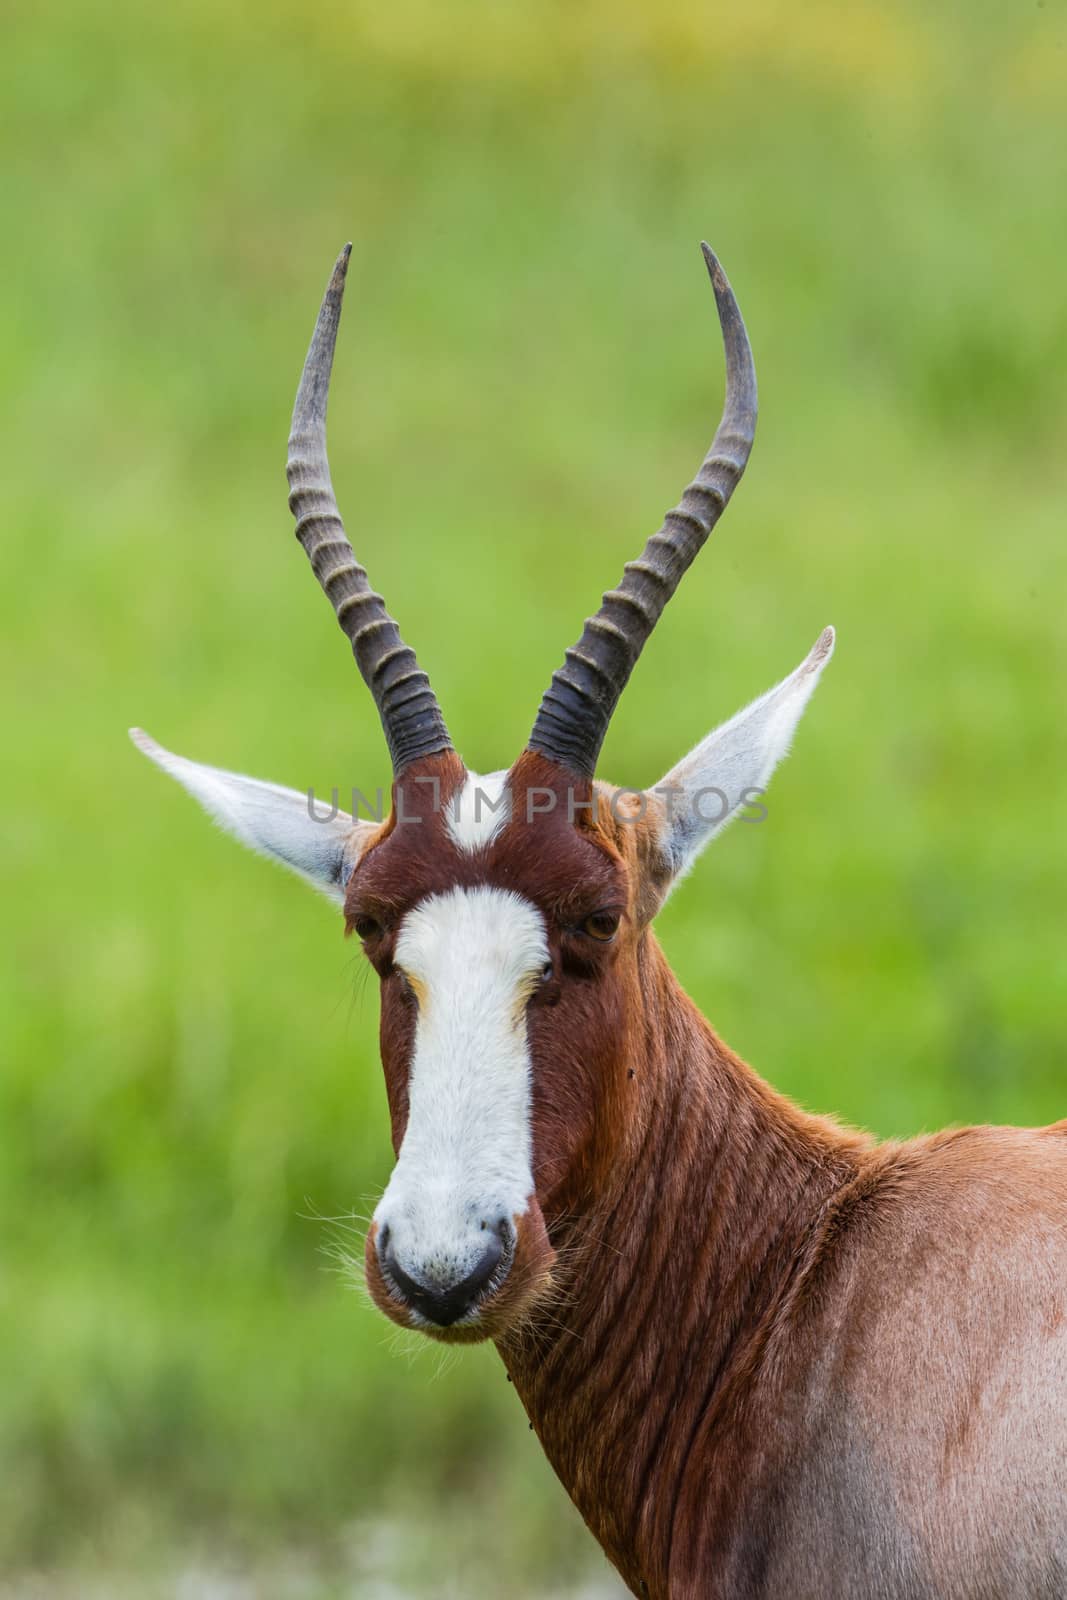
134 246 1067 1598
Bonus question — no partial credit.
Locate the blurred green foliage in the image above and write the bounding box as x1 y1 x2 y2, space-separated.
1 0 1065 1591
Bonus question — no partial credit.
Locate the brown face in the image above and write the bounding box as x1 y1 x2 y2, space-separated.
140 609 832 1345
346 749 668 1345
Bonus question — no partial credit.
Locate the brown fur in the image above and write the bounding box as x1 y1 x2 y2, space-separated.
350 749 1067 1598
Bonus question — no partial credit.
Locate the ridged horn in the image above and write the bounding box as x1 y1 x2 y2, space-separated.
286 245 453 775
527 244 757 778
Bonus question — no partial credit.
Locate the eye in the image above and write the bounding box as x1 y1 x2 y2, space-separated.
581 910 620 943
541 960 554 982
353 914 383 943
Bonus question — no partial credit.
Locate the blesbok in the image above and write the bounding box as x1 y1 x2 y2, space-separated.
132 245 1067 1599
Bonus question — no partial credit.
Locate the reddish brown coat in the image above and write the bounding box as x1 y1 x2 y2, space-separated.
354 753 1067 1598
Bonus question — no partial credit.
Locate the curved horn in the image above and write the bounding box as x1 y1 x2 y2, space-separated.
527 244 757 778
287 245 453 774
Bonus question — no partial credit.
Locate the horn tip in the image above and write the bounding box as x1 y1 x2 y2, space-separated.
699 240 726 290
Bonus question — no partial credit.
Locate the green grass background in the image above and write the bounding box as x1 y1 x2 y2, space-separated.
2 0 1065 1591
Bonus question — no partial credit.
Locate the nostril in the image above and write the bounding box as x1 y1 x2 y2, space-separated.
490 1215 513 1257
469 1222 504 1289
377 1222 391 1254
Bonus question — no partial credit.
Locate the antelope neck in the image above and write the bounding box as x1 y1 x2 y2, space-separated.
498 936 868 1597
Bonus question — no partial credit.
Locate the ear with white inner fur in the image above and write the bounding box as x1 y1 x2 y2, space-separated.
129 729 377 905
650 626 834 882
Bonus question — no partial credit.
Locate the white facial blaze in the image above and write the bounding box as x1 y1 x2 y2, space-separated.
374 886 548 1294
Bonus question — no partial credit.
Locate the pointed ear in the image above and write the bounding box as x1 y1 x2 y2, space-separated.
129 730 377 905
649 627 834 884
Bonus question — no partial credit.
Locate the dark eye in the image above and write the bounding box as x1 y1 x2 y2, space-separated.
581 911 620 943
541 960 554 982
353 914 383 942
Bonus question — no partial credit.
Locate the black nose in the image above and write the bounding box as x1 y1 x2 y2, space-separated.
381 1222 506 1327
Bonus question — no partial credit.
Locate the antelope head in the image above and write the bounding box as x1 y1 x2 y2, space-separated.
133 246 833 1345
